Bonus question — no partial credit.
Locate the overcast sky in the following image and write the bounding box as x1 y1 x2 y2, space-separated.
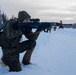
0 0 76 23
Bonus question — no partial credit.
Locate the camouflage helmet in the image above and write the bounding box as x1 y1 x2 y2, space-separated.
18 11 31 21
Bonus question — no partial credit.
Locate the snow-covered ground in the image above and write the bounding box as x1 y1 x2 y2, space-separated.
0 28 76 75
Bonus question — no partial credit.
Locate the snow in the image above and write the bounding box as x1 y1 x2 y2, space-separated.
0 28 76 75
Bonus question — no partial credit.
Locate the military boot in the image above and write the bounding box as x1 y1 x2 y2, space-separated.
22 48 34 65
9 62 22 72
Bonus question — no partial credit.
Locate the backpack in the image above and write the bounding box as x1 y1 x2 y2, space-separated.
3 19 22 39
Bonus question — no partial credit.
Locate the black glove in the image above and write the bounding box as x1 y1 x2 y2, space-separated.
22 26 32 34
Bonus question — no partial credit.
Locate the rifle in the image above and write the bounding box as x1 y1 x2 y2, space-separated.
13 18 52 34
